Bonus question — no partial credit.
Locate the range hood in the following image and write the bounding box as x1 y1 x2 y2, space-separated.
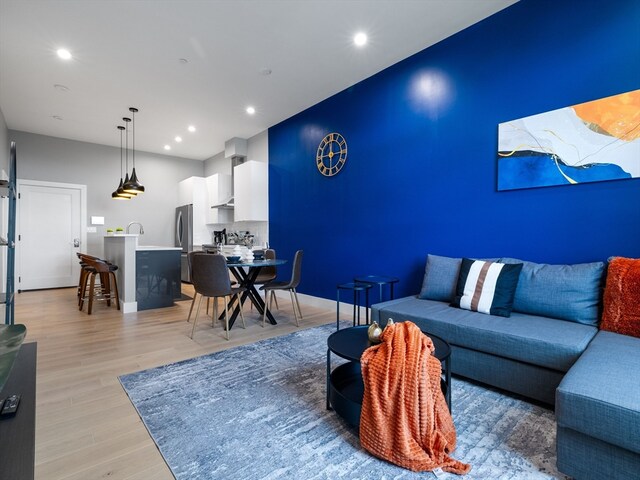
212 196 234 209
211 138 247 209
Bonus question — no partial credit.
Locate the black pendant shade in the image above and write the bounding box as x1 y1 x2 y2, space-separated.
122 107 145 194
112 108 145 200
112 125 133 200
123 167 145 194
116 177 134 199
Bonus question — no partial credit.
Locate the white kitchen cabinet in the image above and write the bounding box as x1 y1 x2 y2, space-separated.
234 160 268 222
177 176 210 246
206 173 232 224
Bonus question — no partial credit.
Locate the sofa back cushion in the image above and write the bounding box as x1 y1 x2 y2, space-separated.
451 258 523 317
418 254 461 302
601 257 640 338
500 258 604 326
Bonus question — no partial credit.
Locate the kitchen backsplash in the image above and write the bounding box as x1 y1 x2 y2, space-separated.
206 221 269 248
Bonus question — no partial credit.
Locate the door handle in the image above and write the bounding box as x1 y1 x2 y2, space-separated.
73 238 80 247
176 211 183 247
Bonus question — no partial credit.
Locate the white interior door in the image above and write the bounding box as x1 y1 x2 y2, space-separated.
17 180 86 290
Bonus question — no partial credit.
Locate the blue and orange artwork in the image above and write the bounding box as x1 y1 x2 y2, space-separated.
498 89 640 191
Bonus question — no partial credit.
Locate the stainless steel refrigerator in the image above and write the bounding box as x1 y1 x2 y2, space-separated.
175 205 193 282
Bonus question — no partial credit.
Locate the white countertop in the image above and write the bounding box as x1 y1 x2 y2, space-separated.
136 245 182 251
104 235 180 251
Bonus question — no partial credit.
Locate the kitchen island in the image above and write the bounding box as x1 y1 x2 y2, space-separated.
104 235 181 312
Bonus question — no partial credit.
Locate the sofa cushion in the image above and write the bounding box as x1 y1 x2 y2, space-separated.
374 296 597 372
500 258 604 326
556 331 640 454
601 257 640 338
451 259 522 317
418 254 461 302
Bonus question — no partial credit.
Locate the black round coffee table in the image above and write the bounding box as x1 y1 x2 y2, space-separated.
326 325 451 429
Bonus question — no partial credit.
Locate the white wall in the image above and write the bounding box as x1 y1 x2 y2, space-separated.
246 130 268 165
0 107 8 176
204 151 228 177
202 130 269 247
10 130 204 257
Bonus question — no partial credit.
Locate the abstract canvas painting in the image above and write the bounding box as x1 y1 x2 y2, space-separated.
498 90 640 191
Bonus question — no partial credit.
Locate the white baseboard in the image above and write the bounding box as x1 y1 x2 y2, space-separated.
272 290 370 322
121 300 138 313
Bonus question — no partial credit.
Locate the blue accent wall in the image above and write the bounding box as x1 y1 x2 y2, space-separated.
268 0 640 301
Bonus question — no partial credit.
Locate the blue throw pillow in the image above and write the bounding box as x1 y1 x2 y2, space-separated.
418 254 461 302
500 258 605 326
451 258 523 317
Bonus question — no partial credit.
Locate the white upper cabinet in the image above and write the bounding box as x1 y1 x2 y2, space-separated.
234 160 268 222
206 173 232 224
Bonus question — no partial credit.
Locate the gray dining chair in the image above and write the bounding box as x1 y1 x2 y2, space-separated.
261 250 303 327
189 252 246 340
186 251 208 322
186 251 232 320
252 249 279 310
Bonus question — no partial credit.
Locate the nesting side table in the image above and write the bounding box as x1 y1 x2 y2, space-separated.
353 275 399 303
336 282 372 330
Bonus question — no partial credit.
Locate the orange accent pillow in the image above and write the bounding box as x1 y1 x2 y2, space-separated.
601 257 640 338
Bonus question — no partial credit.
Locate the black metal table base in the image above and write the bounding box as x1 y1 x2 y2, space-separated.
221 266 277 328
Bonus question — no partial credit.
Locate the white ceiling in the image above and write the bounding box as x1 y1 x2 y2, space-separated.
0 0 516 160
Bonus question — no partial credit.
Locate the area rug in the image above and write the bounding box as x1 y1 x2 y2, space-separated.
119 324 568 480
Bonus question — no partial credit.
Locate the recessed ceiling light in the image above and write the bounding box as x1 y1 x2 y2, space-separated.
164 145 171 150
53 84 70 92
56 48 72 60
188 125 196 132
246 106 256 115
354 32 367 47
52 115 63 120
175 136 182 143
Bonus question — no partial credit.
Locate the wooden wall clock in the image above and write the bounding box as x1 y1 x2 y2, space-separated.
316 132 347 177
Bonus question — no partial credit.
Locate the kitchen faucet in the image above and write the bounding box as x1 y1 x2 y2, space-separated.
126 221 144 234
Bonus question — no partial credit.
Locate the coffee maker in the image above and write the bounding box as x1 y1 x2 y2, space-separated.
213 228 227 246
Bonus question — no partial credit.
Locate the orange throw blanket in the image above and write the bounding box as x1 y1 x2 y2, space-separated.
360 321 471 474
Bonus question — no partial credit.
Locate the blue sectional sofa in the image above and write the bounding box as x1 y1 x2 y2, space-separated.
556 331 640 480
370 254 640 480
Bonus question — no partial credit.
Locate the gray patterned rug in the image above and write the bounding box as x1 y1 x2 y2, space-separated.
119 323 568 480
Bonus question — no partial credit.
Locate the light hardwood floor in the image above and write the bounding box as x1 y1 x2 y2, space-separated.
16 285 335 480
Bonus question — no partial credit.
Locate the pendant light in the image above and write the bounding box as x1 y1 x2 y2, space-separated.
123 107 145 194
120 116 137 197
112 125 133 200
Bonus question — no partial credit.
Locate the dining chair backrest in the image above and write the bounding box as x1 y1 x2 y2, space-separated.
287 250 303 288
190 252 232 298
255 249 277 283
187 250 208 276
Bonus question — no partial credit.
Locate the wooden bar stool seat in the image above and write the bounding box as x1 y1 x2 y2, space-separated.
78 254 120 314
77 253 118 306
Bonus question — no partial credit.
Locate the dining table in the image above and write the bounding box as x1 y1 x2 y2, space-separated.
222 258 288 328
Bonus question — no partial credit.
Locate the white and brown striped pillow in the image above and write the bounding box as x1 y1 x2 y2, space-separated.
451 258 523 317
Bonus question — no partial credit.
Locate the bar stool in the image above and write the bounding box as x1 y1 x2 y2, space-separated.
78 254 120 314
336 282 372 330
353 275 399 303
77 253 118 303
